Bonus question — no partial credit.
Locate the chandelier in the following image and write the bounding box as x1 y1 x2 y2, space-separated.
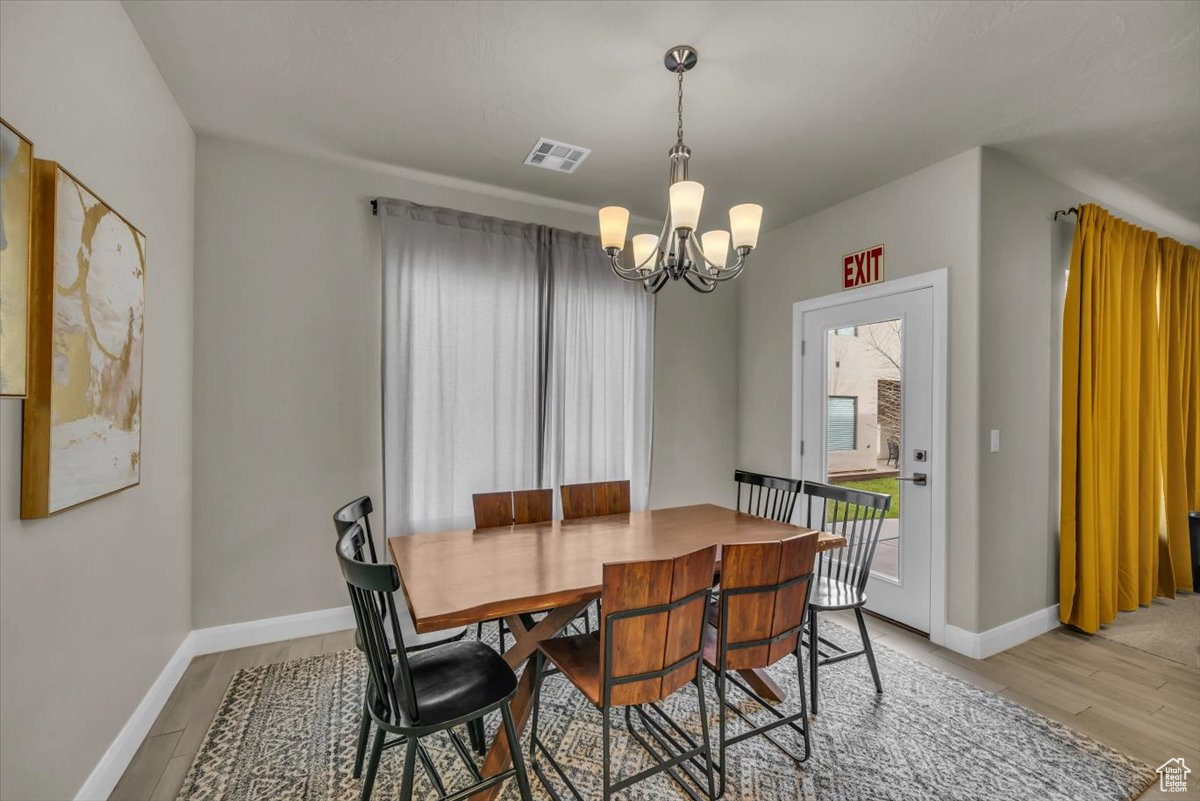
597 45 763 294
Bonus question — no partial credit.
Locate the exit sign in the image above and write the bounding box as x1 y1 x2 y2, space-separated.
843 244 884 290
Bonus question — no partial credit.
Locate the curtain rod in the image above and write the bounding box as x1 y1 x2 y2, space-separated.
1053 206 1079 221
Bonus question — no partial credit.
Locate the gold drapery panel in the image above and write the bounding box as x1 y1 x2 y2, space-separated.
1060 204 1198 633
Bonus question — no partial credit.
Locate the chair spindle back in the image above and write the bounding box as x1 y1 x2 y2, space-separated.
333 495 379 562
335 524 421 726
734 470 804 524
801 481 891 594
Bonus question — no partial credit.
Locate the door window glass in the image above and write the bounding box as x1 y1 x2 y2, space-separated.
825 319 903 580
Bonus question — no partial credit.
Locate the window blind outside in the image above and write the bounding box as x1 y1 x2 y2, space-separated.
827 396 857 451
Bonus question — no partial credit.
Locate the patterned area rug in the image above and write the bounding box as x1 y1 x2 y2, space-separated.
177 621 1153 800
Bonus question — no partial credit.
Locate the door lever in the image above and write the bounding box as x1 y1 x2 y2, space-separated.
897 473 927 486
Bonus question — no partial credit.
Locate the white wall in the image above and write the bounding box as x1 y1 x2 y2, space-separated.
738 149 983 631
191 135 739 628
0 2 195 799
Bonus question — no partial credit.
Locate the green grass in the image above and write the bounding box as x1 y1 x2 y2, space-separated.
834 476 900 518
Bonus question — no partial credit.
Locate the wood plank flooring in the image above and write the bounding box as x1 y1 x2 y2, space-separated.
111 615 1198 800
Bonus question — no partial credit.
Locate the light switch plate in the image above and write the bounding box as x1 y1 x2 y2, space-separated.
990 429 1000 453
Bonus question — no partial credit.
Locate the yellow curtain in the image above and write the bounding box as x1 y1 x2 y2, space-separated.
1159 238 1199 595
1059 204 1198 633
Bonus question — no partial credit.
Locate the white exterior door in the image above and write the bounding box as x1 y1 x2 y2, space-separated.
794 280 940 633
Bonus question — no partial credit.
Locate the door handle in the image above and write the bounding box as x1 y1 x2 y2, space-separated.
897 473 927 486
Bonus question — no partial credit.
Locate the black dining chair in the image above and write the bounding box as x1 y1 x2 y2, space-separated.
336 523 534 801
733 469 804 523
333 497 480 773
799 481 891 714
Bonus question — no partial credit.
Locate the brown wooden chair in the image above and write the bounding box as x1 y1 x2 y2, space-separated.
560 479 631 519
472 488 554 528
472 489 556 651
698 532 817 797
529 545 718 801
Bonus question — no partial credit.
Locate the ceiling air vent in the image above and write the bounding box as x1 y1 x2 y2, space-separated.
523 137 590 174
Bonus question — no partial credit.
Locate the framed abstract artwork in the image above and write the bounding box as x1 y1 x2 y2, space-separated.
0 118 33 397
22 160 145 518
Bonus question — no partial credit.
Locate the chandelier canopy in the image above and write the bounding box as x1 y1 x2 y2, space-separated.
598 45 763 294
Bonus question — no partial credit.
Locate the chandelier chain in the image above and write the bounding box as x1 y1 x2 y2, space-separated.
676 67 685 145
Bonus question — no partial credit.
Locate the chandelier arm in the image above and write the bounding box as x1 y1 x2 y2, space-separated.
682 270 717 293
682 233 748 280
638 212 673 271
613 212 673 276
692 255 747 282
644 270 671 294
610 252 668 282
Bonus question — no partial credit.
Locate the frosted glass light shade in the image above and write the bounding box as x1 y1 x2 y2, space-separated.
598 206 630 250
669 181 705 231
701 230 731 269
632 233 659 271
729 203 763 249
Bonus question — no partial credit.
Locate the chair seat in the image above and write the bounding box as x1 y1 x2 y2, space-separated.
809 576 865 611
538 632 603 707
369 640 517 728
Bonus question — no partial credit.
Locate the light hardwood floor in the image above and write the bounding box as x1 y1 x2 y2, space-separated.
111 613 1199 800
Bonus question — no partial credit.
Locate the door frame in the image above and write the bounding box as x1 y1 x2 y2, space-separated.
791 268 948 646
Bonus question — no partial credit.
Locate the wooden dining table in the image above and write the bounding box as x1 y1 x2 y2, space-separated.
388 502 845 801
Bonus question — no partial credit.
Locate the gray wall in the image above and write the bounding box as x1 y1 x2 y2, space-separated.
977 149 1073 631
737 149 983 631
737 143 1191 637
0 2 195 798
191 136 739 628
975 148 1193 630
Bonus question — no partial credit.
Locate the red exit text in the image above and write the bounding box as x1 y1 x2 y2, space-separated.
843 244 884 290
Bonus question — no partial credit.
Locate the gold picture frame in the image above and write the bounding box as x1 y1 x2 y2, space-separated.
1 117 33 397
22 160 146 518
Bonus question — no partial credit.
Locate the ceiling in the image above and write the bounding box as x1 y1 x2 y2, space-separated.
124 0 1200 235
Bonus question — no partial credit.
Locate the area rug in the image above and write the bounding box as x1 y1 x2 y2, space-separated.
176 621 1153 801
1097 592 1200 667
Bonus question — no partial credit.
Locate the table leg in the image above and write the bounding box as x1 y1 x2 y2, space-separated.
472 600 591 801
737 668 786 704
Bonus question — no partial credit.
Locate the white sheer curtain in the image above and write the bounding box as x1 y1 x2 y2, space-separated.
380 200 654 541
380 200 543 537
544 230 654 510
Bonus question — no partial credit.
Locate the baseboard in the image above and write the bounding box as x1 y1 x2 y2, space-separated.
190 605 356 655
74 605 356 800
74 632 197 800
942 604 1060 660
